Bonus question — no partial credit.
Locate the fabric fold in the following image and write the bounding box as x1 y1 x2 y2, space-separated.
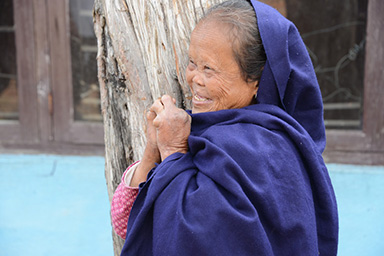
121 105 338 255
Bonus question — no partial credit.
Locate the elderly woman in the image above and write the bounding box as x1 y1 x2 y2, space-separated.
111 0 338 255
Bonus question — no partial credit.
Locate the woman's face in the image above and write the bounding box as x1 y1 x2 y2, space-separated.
186 20 258 114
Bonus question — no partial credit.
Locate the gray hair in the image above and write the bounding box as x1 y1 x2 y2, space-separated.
200 0 266 83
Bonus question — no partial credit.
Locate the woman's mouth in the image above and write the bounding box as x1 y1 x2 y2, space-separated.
191 92 214 113
191 91 214 113
193 94 210 102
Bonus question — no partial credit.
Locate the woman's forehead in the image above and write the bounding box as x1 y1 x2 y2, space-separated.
191 20 232 48
189 25 232 56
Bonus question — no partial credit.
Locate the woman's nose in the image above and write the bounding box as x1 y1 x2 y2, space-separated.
192 71 204 87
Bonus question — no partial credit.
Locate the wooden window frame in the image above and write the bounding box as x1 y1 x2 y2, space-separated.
323 0 384 165
0 0 103 154
0 0 39 145
47 0 104 145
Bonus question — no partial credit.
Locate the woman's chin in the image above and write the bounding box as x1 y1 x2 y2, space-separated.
191 107 202 114
192 106 218 114
191 106 209 114
191 100 216 114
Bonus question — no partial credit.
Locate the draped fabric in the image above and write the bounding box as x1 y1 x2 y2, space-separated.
251 0 326 152
120 1 338 255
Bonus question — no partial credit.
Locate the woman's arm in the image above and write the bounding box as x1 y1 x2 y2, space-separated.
112 95 191 239
111 162 140 239
130 109 161 187
111 105 163 238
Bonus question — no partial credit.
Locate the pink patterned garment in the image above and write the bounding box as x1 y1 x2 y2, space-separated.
111 163 139 239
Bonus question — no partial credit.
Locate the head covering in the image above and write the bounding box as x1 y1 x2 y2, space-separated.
250 0 326 152
120 1 338 255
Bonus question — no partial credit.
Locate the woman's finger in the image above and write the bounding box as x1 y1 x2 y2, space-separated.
161 95 176 109
146 110 156 121
150 98 164 114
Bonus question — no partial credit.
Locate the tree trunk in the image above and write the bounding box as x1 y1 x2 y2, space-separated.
92 0 283 254
93 0 221 254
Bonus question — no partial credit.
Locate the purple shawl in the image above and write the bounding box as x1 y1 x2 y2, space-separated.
120 1 338 255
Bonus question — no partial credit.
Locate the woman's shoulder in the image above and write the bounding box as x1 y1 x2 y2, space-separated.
189 105 319 157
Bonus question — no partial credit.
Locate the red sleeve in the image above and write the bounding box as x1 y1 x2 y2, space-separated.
111 165 139 239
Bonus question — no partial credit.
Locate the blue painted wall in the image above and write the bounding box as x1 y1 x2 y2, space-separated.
0 155 113 256
0 155 383 255
328 164 384 256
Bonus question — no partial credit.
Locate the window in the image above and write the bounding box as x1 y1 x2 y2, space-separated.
70 0 102 122
0 0 18 121
0 0 103 154
48 0 104 146
263 0 383 164
0 0 38 145
287 0 367 130
286 0 382 164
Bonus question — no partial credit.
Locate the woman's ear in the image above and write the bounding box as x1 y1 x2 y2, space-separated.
254 80 259 88
249 79 259 96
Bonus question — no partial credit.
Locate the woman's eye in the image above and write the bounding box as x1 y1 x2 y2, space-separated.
204 65 214 72
188 59 196 69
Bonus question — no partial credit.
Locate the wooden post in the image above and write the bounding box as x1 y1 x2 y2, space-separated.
93 0 221 253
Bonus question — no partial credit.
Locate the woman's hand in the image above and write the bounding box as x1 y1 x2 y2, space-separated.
150 95 191 160
129 95 190 187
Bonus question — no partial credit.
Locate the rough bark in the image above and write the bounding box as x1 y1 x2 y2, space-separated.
93 0 283 254
93 0 221 254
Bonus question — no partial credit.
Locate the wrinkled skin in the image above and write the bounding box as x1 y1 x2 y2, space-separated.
186 20 258 113
150 95 191 161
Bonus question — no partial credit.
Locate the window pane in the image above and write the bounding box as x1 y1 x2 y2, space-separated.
286 0 367 129
69 0 102 122
0 0 18 121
